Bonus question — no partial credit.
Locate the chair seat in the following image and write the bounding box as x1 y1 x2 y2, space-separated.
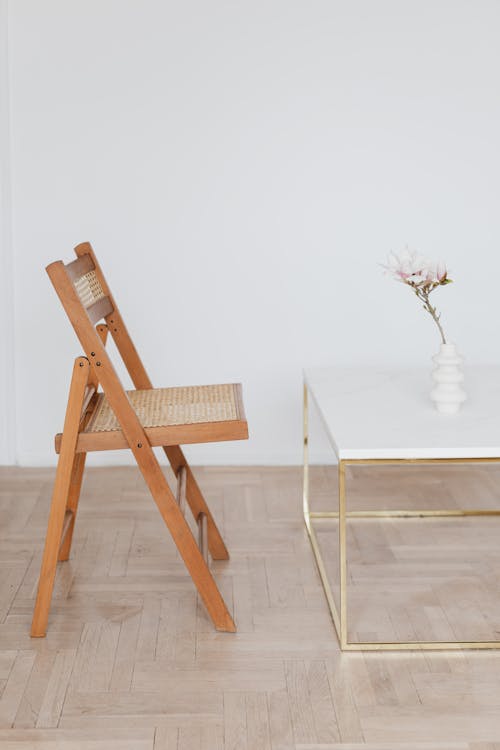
55 383 248 453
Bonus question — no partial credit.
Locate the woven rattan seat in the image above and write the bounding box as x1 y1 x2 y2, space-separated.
89 384 242 432
32 242 248 639
59 383 247 452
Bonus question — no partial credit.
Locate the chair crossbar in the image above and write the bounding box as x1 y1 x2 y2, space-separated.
59 510 74 553
86 296 114 324
197 512 209 564
177 466 187 516
66 253 94 281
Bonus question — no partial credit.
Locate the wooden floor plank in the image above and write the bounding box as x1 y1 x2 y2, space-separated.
223 692 246 750
0 651 36 728
36 649 76 728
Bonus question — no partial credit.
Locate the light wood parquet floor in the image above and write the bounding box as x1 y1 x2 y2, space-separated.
2 464 500 749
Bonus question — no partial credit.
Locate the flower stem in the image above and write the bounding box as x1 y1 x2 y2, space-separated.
415 288 446 344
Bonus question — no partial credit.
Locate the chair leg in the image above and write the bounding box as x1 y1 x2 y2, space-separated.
31 449 75 636
58 452 86 561
137 454 236 632
58 324 105 563
31 357 90 638
163 445 229 560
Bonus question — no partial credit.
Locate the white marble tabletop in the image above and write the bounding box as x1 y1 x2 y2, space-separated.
304 366 500 460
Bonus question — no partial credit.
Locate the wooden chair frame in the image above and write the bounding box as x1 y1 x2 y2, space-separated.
31 242 247 637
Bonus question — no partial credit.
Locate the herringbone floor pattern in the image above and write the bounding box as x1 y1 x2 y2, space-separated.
2 464 500 748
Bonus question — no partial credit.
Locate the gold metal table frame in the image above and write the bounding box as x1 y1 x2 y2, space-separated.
303 383 500 652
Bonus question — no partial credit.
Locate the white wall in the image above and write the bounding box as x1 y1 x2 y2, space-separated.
2 0 500 466
0 0 16 465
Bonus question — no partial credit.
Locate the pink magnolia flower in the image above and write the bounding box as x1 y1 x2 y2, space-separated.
383 249 432 285
435 261 448 282
383 250 449 289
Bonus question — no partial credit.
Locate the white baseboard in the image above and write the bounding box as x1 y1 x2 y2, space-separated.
12 449 337 468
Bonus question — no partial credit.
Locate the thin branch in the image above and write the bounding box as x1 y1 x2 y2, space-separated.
414 286 446 344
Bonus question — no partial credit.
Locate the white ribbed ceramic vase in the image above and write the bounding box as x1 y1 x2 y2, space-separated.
430 343 466 415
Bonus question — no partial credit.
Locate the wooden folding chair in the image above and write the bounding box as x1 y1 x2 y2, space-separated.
31 242 248 637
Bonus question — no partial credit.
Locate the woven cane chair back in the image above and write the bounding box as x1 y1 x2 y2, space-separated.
74 268 105 307
63 252 114 326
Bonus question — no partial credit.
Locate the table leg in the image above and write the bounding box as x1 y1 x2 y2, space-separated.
338 460 347 649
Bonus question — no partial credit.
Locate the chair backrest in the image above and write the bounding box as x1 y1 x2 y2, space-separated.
46 242 159 455
47 241 152 391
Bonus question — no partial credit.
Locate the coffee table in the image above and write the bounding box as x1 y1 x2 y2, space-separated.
303 365 500 651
